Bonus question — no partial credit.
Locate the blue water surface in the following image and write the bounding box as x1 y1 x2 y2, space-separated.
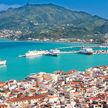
0 38 108 81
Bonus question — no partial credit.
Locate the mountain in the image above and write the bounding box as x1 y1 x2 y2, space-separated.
0 3 108 42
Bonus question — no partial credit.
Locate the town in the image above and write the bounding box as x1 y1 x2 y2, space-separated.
0 66 107 108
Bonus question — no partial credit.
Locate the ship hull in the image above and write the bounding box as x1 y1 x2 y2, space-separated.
25 54 42 57
47 53 59 56
79 52 93 55
50 54 59 56
0 60 6 65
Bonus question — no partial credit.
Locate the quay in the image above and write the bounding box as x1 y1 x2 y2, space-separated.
94 50 108 54
18 50 108 57
60 51 78 54
56 45 108 50
18 45 108 57
60 50 108 54
56 46 100 50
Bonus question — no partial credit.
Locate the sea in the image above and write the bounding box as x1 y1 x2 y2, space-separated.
0 38 108 81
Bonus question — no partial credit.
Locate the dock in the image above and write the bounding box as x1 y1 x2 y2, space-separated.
60 51 78 54
56 46 100 50
94 50 108 54
60 50 108 55
56 45 108 50
18 50 108 57
18 45 108 57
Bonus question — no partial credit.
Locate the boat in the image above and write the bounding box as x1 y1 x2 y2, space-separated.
49 49 60 56
79 47 93 55
0 60 6 65
25 50 47 57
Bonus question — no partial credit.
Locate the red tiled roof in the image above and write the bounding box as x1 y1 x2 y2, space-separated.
8 92 49 102
65 72 72 74
0 81 5 84
0 104 8 107
70 69 76 72
81 84 88 86
89 97 100 100
13 90 19 92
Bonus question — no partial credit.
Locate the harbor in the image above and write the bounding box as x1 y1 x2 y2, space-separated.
1 39 108 81
57 50 108 54
18 45 108 57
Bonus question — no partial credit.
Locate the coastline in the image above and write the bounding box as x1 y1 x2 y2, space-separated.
0 65 108 107
0 37 108 81
1 37 102 45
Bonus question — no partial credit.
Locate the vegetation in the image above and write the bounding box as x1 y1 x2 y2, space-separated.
0 3 108 42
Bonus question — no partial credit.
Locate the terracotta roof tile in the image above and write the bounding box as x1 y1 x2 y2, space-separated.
8 92 49 102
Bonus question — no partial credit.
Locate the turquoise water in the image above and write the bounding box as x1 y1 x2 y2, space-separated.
0 38 108 81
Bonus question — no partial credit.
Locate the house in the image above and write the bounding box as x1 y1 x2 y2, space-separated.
8 92 50 107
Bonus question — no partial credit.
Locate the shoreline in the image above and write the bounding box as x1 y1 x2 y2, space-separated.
0 65 107 107
0 38 108 82
0 37 102 45
0 64 107 82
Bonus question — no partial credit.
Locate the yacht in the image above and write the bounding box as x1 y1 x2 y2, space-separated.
49 49 60 56
0 60 6 65
79 47 93 55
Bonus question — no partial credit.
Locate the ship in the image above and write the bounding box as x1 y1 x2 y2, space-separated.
25 50 47 57
79 47 94 55
0 60 6 65
49 49 60 56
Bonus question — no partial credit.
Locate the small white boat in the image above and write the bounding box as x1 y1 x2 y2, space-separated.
0 60 6 65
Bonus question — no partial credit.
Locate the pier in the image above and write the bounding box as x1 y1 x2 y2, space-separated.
94 50 108 54
55 45 108 55
59 50 108 54
18 45 108 57
56 46 101 50
60 51 78 54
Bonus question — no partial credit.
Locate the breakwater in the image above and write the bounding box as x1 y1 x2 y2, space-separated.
94 50 108 54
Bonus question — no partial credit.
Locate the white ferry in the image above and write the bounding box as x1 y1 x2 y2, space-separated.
49 49 60 56
0 60 6 65
79 47 93 55
25 50 48 57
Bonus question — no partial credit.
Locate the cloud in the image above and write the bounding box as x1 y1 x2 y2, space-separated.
0 4 21 11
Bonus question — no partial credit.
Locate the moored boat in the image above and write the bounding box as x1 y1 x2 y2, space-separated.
79 47 93 55
49 49 60 56
25 50 47 57
0 60 6 65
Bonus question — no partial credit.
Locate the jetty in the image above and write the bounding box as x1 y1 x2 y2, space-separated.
56 46 101 50
60 51 78 54
94 50 108 54
18 45 108 57
55 45 108 55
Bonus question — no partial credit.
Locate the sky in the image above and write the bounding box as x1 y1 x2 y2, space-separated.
0 0 108 19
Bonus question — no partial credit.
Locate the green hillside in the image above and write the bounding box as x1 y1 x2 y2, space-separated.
0 3 108 42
